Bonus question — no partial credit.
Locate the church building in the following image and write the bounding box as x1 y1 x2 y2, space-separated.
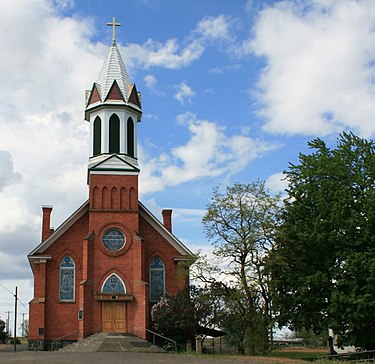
28 19 193 350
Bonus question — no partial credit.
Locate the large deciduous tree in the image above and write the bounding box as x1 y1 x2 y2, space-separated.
272 132 375 349
201 181 282 354
150 286 220 349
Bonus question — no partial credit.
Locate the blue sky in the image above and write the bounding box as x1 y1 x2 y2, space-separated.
1 0 375 332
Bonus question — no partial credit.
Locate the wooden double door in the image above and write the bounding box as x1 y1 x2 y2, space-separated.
102 302 126 333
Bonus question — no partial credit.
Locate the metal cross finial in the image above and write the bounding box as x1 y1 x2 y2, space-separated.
107 17 121 43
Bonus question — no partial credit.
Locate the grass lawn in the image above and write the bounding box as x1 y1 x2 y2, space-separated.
266 347 327 362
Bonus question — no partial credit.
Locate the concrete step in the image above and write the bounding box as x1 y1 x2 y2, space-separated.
59 333 108 352
59 332 166 353
97 334 166 353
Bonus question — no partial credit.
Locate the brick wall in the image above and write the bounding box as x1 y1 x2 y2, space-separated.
29 173 189 344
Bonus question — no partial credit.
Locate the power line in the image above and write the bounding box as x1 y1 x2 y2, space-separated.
0 282 29 312
0 282 13 296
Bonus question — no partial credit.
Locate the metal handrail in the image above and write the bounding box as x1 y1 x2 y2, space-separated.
146 328 177 352
50 329 80 351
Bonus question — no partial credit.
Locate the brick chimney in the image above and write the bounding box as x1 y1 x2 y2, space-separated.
162 209 172 233
42 205 54 242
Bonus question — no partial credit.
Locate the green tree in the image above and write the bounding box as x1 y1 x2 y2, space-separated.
0 318 8 343
272 132 375 349
151 285 220 349
21 319 29 338
202 181 282 354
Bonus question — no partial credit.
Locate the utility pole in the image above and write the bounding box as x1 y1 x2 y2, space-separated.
5 311 11 335
13 286 17 353
21 313 26 338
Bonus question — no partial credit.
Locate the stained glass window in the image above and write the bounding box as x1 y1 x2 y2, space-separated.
59 256 75 302
102 228 125 251
150 256 165 302
102 274 126 294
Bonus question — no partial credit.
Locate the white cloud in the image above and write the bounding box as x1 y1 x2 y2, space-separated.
139 112 277 195
123 38 204 70
0 193 39 235
195 15 233 41
143 74 164 96
0 151 21 191
174 81 196 104
143 113 159 121
122 15 233 70
266 172 289 195
144 74 157 89
246 0 375 137
0 0 102 284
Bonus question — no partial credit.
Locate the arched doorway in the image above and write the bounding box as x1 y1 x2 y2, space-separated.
100 274 127 333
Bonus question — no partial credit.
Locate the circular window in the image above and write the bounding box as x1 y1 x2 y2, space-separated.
102 228 125 251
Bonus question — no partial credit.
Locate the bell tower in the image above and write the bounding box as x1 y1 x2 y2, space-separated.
83 19 147 337
84 18 142 212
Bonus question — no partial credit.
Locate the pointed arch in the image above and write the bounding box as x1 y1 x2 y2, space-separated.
127 117 134 157
93 116 101 156
129 187 136 210
111 186 119 209
101 273 126 294
149 256 165 302
109 113 120 154
92 186 100 209
102 187 109 209
120 187 127 210
59 255 75 302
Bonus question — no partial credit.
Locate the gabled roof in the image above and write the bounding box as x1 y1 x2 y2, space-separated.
127 84 141 109
28 200 89 257
138 202 193 256
86 83 102 107
28 200 193 258
96 42 132 102
104 80 125 102
89 154 139 173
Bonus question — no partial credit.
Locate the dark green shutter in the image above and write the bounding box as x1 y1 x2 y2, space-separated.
127 117 134 157
93 116 101 156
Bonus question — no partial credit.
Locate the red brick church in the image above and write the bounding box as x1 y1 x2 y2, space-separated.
28 20 192 350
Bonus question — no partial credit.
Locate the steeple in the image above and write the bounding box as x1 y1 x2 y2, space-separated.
96 42 132 102
85 18 142 176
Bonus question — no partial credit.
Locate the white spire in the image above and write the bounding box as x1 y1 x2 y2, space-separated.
96 42 132 101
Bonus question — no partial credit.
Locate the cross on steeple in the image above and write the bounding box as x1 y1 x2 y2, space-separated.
107 17 121 44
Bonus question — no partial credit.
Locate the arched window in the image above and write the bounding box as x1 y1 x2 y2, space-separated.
59 256 75 302
127 117 134 157
93 116 101 156
150 256 165 302
101 274 126 294
109 114 120 154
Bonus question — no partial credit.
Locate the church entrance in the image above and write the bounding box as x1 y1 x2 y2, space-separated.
101 302 126 333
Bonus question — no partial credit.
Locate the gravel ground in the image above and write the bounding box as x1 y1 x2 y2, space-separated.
0 351 304 364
